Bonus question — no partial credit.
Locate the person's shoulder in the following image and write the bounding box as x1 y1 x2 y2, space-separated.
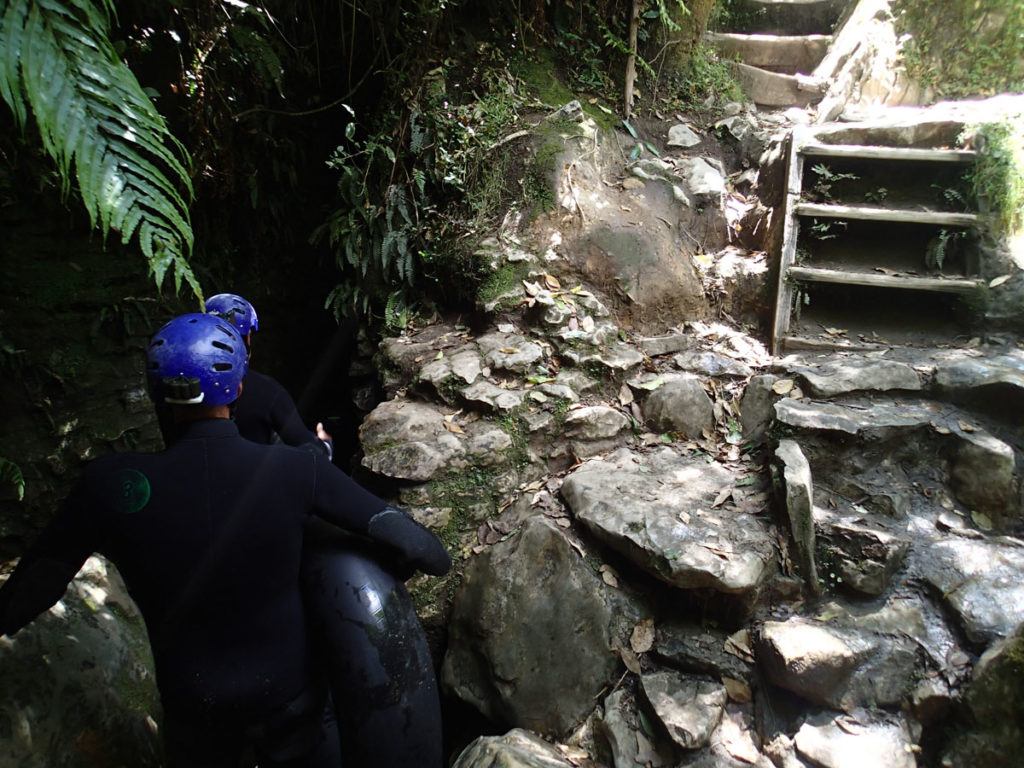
245 368 282 388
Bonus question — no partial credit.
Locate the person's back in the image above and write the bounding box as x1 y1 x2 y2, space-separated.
205 294 332 458
83 421 323 716
0 313 450 767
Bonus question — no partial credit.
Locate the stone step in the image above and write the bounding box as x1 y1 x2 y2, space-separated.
726 61 827 107
706 31 830 75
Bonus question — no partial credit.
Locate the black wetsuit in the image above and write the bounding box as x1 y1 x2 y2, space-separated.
0 418 449 767
234 369 330 458
234 369 448 768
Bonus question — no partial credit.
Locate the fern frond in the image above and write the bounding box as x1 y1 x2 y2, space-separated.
0 0 198 297
0 457 26 502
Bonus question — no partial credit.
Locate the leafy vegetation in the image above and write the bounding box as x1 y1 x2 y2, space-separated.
0 0 198 297
965 116 1024 239
894 0 1024 99
0 458 25 502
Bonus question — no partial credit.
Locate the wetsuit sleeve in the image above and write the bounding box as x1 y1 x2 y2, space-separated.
267 386 331 459
0 482 98 637
310 458 451 577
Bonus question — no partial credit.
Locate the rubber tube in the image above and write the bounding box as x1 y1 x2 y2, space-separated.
300 519 443 768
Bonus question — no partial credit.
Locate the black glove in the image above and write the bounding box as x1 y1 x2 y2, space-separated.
367 507 452 577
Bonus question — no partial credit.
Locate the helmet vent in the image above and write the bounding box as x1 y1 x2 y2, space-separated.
212 362 233 371
211 340 234 353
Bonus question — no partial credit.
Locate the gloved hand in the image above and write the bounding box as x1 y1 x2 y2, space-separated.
366 507 452 577
315 422 334 462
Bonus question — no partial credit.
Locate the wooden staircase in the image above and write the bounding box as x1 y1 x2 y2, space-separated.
771 126 985 352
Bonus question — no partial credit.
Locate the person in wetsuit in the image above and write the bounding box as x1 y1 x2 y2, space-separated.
204 293 333 459
206 293 449 768
0 313 451 768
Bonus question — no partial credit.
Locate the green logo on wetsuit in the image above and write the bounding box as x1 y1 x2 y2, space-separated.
116 469 151 514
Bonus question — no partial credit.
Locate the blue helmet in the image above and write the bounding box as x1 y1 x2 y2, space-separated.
205 293 259 335
147 314 248 406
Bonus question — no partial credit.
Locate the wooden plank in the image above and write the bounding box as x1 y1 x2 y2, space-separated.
780 335 883 352
795 202 980 227
772 126 808 353
799 143 977 163
788 266 983 293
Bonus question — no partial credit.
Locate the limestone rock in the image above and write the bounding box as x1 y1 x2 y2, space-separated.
0 557 162 768
756 620 859 707
461 380 527 412
947 621 1024 767
950 430 1018 520
820 522 909 596
740 374 779 442
654 620 755 684
641 373 715 438
441 517 627 735
563 448 775 604
773 439 819 594
477 332 545 374
451 728 575 768
667 124 702 148
917 537 1024 646
359 398 465 481
640 671 727 749
793 712 916 768
792 358 922 397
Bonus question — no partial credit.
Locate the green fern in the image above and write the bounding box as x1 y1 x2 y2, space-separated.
0 0 199 297
1 457 25 502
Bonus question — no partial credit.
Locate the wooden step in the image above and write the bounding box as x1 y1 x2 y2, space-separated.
795 202 980 227
800 143 977 163
787 266 983 293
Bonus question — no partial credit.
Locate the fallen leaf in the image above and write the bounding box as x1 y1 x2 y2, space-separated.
434 350 444 360
544 273 561 290
499 347 519 354
678 510 691 524
443 421 464 434
724 629 754 662
555 517 572 528
789 386 804 399
722 676 752 703
523 280 540 296
600 564 619 588
989 274 1011 288
834 715 868 736
638 376 666 391
634 731 664 766
581 315 595 332
612 638 642 674
772 379 795 395
712 487 733 508
618 383 634 407
816 606 842 622
630 618 656 654
957 420 976 432
931 420 951 435
971 511 993 531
